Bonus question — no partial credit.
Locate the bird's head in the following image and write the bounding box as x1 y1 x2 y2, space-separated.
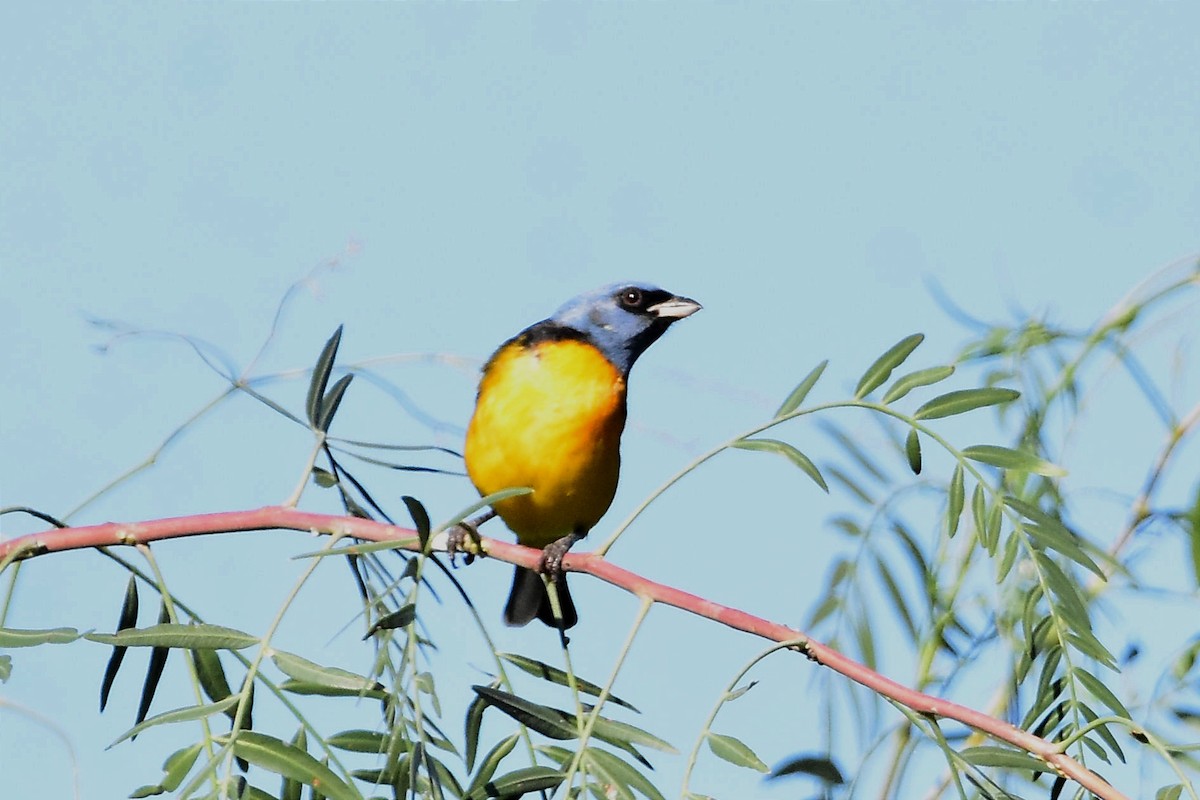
551 283 701 375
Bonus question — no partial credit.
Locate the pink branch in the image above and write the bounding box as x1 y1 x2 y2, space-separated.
0 507 1126 800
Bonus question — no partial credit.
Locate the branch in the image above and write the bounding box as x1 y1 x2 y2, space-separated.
0 507 1127 800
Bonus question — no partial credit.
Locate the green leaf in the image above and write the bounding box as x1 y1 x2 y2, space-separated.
1075 668 1130 718
963 445 1066 477
0 626 83 647
725 681 757 703
464 684 492 771
224 731 358 800
499 653 638 711
960 745 1046 771
769 754 844 783
775 360 828 417
279 681 388 701
590 715 677 755
1033 552 1092 633
855 333 924 399
471 686 578 740
0 655 11 682
983 501 1003 554
306 326 344 428
101 576 140 712
192 648 234 718
874 557 917 639
464 766 564 800
881 364 955 404
465 734 519 798
585 747 666 800
435 487 534 535
904 429 921 475
364 604 416 639
732 438 828 493
135 603 172 731
160 743 203 792
85 623 257 650
914 388 1020 420
312 467 338 488
706 732 769 773
1005 496 1106 578
272 651 381 694
971 483 987 539
996 531 1021 582
1156 785 1185 800
403 495 432 551
109 696 242 747
327 729 388 754
316 374 354 433
947 465 965 538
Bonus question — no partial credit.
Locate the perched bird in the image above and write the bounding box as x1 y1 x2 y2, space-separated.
463 283 701 629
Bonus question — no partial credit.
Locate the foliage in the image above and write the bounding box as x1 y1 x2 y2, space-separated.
2 260 1198 800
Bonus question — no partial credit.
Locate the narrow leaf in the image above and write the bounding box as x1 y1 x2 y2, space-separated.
403 495 432 551
769 754 844 784
732 438 828 493
100 576 140 712
0 626 82 647
946 465 965 538
1076 668 1131 717
279 680 388 701
914 388 1020 420
306 326 344 428
160 743 204 792
855 333 924 399
364 604 416 639
272 651 380 694
110 697 241 747
223 731 358 800
464 766 564 800
464 684 492 771
963 445 1066 477
775 360 828 417
327 729 388 754
85 623 258 650
881 365 956 404
585 747 667 800
192 648 234 719
499 653 638 711
960 746 1046 771
590 715 678 755
706 732 769 773
465 734 519 797
471 685 577 740
316 374 354 433
134 604 172 731
904 429 921 475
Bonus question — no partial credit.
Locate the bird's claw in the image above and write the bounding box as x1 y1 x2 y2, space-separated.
446 522 483 566
537 532 583 582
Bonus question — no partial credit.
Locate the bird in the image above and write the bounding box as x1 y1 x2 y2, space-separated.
462 283 701 629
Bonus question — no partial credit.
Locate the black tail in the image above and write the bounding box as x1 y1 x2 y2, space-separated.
503 566 578 629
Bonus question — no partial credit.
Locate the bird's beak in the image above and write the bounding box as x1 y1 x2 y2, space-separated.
648 295 702 320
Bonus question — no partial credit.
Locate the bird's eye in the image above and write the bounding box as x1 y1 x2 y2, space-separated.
619 288 643 309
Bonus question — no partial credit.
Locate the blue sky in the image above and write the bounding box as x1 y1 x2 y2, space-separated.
2 4 1198 799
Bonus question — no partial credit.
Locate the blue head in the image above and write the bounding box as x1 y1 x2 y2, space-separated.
550 283 701 375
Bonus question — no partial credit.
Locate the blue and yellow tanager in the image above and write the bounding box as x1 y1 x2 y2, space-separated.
463 283 700 629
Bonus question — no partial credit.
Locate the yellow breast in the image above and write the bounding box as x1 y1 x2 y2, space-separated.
464 337 627 548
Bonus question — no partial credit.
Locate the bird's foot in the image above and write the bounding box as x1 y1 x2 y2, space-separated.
445 522 483 566
538 531 584 582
